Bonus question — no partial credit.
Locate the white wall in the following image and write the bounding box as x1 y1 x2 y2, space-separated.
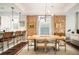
66 12 76 36
66 4 79 36
66 4 79 41
0 16 11 31
19 15 26 31
77 12 79 29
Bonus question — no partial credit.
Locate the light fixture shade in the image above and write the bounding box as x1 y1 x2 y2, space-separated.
19 12 21 21
11 7 14 9
11 7 14 21
45 3 47 22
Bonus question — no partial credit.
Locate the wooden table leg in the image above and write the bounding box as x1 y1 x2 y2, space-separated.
45 40 47 52
54 40 57 54
55 40 57 51
7 41 9 49
2 42 4 52
57 40 60 50
27 40 29 51
64 40 66 52
34 39 36 51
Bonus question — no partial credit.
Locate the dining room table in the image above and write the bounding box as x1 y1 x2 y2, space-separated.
27 35 66 51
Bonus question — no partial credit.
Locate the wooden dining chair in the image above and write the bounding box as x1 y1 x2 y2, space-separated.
54 33 66 51
58 38 66 52
27 36 35 51
46 39 56 51
36 39 47 52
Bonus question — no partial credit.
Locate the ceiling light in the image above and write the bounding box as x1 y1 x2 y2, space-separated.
19 12 21 21
11 7 14 21
45 3 47 22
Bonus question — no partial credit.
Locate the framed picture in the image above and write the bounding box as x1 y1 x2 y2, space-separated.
29 24 34 28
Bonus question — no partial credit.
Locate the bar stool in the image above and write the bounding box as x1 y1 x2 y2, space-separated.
15 31 21 44
0 33 4 52
22 31 26 41
3 32 13 49
0 32 13 52
18 31 22 42
12 32 16 45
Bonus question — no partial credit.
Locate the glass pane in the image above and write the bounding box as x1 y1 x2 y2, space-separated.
40 27 49 35
38 16 51 35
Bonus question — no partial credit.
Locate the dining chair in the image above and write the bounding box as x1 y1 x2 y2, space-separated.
36 38 47 52
47 39 56 51
27 36 35 51
55 35 66 52
58 38 66 52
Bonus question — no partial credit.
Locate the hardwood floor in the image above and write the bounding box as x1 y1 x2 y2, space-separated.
18 43 79 55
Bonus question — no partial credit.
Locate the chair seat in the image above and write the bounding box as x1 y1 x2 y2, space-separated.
47 43 55 46
37 43 45 46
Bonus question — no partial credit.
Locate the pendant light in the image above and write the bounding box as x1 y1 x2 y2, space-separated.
45 3 47 22
11 7 14 21
19 12 21 21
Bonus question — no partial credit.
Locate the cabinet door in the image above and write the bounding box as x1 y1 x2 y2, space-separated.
54 15 66 35
27 16 37 36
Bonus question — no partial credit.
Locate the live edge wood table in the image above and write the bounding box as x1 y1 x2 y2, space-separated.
28 35 66 52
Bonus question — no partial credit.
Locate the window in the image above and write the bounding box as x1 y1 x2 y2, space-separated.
38 16 52 35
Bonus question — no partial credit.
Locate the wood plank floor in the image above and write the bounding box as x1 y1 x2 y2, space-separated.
18 43 79 55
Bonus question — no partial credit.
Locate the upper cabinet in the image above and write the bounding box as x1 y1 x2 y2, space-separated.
54 15 66 36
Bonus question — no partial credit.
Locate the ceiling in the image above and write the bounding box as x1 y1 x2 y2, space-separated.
0 3 23 15
0 3 77 15
15 3 77 15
